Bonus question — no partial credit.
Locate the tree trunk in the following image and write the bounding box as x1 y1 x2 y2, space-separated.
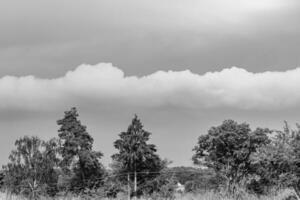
128 173 131 200
134 171 137 200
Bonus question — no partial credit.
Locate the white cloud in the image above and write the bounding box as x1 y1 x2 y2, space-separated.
1 63 300 111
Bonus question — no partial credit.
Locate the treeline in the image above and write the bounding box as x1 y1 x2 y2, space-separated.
1 107 300 199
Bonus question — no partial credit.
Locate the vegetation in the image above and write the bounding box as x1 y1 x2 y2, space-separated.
1 107 300 200
2 136 60 198
250 122 300 196
192 120 270 193
111 115 165 197
57 107 105 192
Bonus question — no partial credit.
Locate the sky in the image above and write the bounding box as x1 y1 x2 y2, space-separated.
1 0 300 167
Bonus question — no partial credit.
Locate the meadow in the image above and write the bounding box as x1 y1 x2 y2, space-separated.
0 188 297 200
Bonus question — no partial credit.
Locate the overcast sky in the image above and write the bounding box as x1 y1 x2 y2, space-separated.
1 0 300 167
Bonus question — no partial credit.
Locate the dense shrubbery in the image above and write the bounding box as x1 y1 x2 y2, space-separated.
1 107 300 199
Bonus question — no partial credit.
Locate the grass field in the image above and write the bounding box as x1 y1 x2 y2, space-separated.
0 189 297 200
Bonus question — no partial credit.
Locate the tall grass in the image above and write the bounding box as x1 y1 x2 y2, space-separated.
0 188 296 200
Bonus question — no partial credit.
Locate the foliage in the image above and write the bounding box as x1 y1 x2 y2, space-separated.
5 109 300 199
2 136 60 198
102 170 127 198
149 175 177 200
250 122 300 195
192 119 270 192
57 107 105 192
169 167 223 192
111 115 165 196
0 170 5 189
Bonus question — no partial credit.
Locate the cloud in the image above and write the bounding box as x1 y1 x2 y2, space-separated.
1 63 300 111
0 0 294 48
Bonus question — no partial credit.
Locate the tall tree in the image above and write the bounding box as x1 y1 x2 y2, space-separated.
57 107 104 192
192 119 270 192
2 136 60 198
112 115 164 197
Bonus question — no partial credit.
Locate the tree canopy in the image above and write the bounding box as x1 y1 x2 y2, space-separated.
251 122 300 195
112 115 164 195
2 136 60 198
192 119 270 192
57 107 105 192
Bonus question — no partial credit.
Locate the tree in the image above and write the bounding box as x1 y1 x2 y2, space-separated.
251 122 300 196
192 120 270 193
2 136 60 198
111 115 164 197
57 107 104 192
